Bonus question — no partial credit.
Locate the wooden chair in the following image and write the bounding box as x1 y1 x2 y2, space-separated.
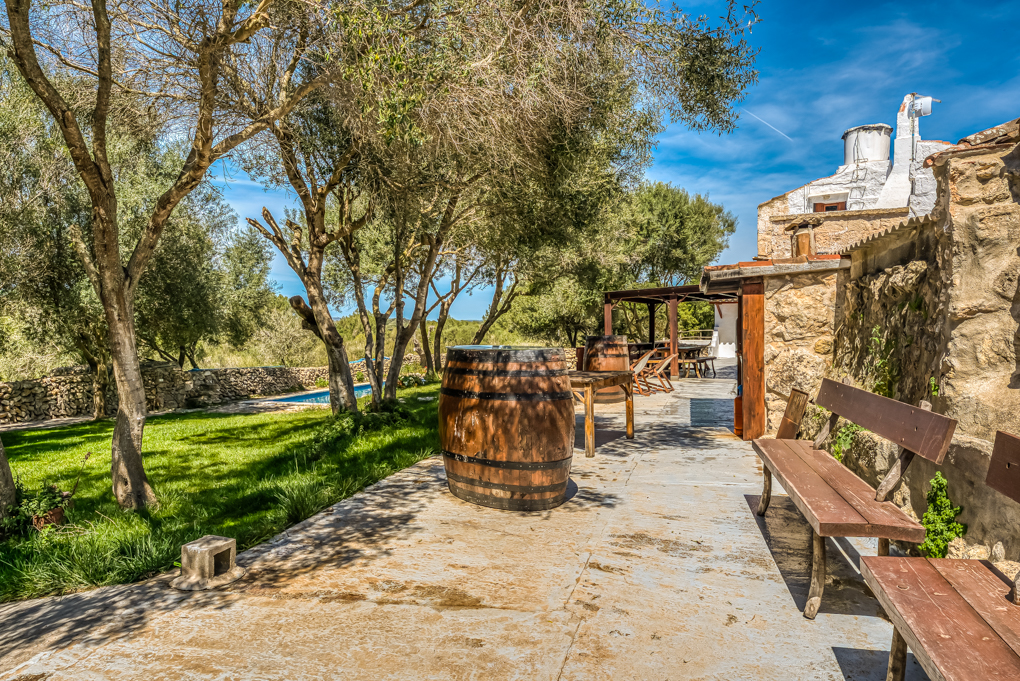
754 378 957 618
861 430 1020 681
649 353 677 393
628 350 656 396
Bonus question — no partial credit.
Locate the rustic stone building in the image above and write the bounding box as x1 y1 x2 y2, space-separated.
831 117 1020 558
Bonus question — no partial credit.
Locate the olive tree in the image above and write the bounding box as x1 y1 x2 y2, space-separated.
2 0 326 508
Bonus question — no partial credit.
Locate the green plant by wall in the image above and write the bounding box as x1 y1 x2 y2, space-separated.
314 378 328 389
355 370 366 383
928 376 939 397
830 423 864 463
918 471 965 558
865 325 900 398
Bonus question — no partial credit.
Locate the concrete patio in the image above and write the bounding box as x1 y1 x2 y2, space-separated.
0 361 930 680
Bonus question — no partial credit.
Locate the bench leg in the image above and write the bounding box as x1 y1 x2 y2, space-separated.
804 531 826 620
757 468 772 516
885 627 908 681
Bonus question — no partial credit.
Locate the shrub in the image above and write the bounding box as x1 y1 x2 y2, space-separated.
918 471 965 558
830 423 864 463
314 378 328 388
1 477 78 539
355 370 366 383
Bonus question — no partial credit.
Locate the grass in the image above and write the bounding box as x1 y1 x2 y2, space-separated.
0 383 440 602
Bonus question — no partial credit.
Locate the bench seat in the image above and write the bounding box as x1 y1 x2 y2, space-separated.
752 439 924 543
862 556 1020 681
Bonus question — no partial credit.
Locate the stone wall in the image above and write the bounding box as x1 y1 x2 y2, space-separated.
763 272 837 433
757 201 910 260
0 364 329 425
829 141 1020 559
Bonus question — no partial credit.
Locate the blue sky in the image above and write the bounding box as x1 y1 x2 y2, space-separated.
213 0 1020 319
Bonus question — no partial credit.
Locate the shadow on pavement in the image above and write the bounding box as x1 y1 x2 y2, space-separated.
742 494 887 619
832 646 931 681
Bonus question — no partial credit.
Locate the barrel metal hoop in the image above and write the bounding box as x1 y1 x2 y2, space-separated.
445 348 565 364
440 388 572 401
442 450 572 471
446 484 567 511
445 471 565 494
443 367 567 378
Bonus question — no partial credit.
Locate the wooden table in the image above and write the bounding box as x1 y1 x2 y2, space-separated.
568 371 634 458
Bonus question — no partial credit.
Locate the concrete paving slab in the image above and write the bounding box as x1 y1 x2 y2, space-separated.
0 363 932 680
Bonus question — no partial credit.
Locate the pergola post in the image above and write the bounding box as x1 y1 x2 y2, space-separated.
604 301 613 335
647 303 657 344
741 279 765 440
668 298 678 377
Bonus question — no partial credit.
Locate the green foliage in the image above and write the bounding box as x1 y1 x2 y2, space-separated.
630 183 737 287
830 423 864 463
929 376 940 397
918 472 966 558
314 378 328 389
355 370 366 383
0 478 75 539
0 385 440 601
865 326 900 398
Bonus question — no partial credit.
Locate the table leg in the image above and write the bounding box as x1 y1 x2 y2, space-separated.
584 385 595 458
625 382 634 439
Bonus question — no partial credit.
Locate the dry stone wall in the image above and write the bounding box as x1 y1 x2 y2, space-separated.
828 142 1020 559
0 364 329 425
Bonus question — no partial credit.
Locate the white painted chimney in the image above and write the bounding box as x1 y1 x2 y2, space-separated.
841 124 892 166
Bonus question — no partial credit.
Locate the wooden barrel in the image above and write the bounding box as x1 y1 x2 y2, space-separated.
582 335 629 403
440 347 574 511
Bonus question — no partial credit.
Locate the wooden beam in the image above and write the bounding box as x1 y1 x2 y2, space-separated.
603 302 613 335
741 278 765 440
668 298 678 377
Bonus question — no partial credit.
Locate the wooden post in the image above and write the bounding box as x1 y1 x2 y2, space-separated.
624 381 634 439
741 278 765 440
584 385 595 458
604 301 613 335
647 303 657 344
668 298 678 378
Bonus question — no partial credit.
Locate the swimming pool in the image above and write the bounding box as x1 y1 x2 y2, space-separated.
269 384 375 404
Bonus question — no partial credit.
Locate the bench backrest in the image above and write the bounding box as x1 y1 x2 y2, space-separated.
986 430 1020 503
815 378 957 464
777 388 810 440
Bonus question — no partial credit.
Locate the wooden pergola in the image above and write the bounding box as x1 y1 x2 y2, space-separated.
602 285 739 378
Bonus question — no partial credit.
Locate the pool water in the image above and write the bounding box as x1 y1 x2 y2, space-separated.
271 385 375 404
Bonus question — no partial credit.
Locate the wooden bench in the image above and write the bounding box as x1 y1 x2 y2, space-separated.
754 378 958 618
862 430 1020 681
568 371 634 458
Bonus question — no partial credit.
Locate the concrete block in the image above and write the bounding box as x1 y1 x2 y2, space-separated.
171 535 246 591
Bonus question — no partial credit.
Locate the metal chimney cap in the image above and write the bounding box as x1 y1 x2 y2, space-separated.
841 123 892 139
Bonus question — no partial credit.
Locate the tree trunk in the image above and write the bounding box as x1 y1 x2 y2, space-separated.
419 318 434 374
0 436 16 519
307 292 357 414
91 360 109 421
291 285 358 414
433 299 452 370
104 296 158 510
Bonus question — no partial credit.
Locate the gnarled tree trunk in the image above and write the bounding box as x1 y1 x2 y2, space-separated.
419 318 434 374
0 436 16 518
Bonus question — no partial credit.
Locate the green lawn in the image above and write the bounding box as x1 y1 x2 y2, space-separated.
0 384 440 602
